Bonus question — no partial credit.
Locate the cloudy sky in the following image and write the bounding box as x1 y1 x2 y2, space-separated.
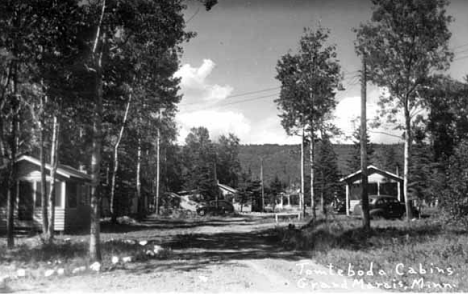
175 0 468 145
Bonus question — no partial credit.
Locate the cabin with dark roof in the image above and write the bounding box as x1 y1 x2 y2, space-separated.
0 155 91 233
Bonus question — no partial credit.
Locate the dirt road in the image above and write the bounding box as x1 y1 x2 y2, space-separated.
8 216 381 293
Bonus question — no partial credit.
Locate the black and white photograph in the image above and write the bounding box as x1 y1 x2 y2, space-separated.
0 0 468 293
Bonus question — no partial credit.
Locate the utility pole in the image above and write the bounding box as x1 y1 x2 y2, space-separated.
260 157 264 212
361 56 371 231
155 126 160 214
154 108 164 215
214 153 219 208
308 53 317 219
297 65 306 218
309 84 316 218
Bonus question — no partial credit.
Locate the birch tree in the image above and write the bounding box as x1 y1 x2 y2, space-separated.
354 0 453 220
82 0 216 261
275 27 343 218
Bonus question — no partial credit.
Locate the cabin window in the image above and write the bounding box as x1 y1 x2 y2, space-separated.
67 182 78 208
34 181 62 208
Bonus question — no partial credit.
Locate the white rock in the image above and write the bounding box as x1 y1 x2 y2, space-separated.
0 276 9 285
79 266 86 272
139 240 148 246
153 245 163 254
199 275 208 283
57 268 65 276
90 262 101 272
72 268 81 275
122 256 132 263
146 250 155 257
17 269 26 277
112 256 119 264
44 269 55 277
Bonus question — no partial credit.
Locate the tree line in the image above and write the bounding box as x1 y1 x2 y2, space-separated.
0 0 217 260
1 0 468 260
275 0 468 228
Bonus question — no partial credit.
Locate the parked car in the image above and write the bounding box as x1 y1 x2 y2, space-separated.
196 200 234 216
353 195 419 219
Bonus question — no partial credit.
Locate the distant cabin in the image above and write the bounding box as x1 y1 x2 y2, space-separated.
217 183 252 212
0 155 91 234
340 165 404 216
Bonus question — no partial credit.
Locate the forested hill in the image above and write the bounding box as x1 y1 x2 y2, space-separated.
238 143 404 186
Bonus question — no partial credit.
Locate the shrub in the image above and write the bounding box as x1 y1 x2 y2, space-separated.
439 139 468 226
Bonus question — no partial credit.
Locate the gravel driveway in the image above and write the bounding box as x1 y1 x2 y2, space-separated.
5 216 382 293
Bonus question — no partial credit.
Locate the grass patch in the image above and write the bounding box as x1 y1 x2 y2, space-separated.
0 223 172 282
279 215 467 292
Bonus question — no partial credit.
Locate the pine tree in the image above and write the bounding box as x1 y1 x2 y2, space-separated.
315 138 341 214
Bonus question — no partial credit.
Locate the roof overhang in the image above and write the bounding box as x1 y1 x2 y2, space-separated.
340 165 403 184
13 155 91 182
217 183 238 194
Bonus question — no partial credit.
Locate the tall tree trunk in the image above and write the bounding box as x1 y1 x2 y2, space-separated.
6 162 16 249
403 104 413 221
309 133 316 218
0 119 5 166
89 0 106 262
320 170 325 214
7 64 19 249
361 56 370 231
136 137 142 218
47 115 59 241
300 127 305 217
90 70 103 261
110 94 131 223
39 115 48 237
154 126 160 214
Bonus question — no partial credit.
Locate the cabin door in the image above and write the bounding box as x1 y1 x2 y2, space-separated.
18 181 34 221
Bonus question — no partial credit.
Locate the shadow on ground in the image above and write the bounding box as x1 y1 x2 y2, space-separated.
0 215 307 274
106 216 308 274
97 215 272 234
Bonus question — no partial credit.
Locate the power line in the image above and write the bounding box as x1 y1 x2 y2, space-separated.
452 42 468 51
183 92 280 112
218 92 279 106
186 7 201 24
454 48 468 56
179 86 280 106
454 54 468 61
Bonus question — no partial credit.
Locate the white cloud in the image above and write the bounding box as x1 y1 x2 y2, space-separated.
175 59 243 144
176 110 251 144
333 88 404 144
174 59 233 107
174 60 408 146
244 116 301 145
